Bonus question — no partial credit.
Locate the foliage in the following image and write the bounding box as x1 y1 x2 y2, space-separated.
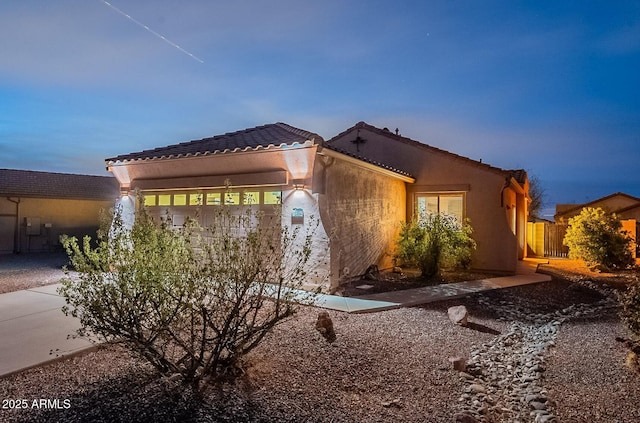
562 207 634 270
59 197 317 389
395 213 476 278
528 174 545 221
622 279 640 340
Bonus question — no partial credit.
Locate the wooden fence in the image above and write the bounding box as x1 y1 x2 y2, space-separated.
543 223 568 258
528 220 637 259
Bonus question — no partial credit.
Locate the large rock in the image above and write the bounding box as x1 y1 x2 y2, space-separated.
448 356 467 371
315 311 336 342
448 305 469 326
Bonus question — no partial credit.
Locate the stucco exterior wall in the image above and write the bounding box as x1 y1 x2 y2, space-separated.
109 144 332 290
280 188 331 290
316 157 406 289
0 197 112 254
329 127 520 273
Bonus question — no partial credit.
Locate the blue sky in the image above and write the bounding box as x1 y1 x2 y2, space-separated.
1 1 639 217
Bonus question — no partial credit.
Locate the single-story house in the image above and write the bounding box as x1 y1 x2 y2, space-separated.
105 122 530 291
0 169 120 254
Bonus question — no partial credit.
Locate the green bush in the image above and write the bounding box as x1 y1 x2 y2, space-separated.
562 207 634 270
59 197 316 389
395 213 476 278
622 279 640 339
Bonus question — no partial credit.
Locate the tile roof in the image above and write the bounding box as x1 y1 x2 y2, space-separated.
0 169 120 200
320 144 414 178
327 121 527 181
106 122 323 164
555 192 640 218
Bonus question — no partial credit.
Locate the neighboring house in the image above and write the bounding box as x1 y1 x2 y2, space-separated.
0 169 120 254
554 192 639 256
554 192 640 223
105 122 529 291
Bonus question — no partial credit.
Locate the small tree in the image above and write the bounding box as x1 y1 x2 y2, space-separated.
562 207 634 270
395 213 476 278
528 174 545 221
59 197 317 389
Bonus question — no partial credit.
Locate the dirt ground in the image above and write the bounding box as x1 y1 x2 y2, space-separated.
0 254 639 422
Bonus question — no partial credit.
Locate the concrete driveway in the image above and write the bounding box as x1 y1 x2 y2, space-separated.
0 283 93 378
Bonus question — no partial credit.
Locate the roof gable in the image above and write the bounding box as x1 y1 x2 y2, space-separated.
555 192 640 218
0 169 119 200
106 122 323 164
327 121 525 181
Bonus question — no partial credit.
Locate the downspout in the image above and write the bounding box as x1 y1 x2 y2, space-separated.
7 197 21 253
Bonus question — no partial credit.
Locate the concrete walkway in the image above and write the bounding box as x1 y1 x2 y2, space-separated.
0 259 550 378
313 258 551 313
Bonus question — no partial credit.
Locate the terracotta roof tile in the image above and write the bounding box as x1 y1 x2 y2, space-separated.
0 169 119 200
106 122 323 164
327 121 526 180
321 144 414 178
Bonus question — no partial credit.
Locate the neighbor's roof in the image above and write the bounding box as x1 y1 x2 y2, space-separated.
106 122 323 165
555 192 640 218
327 121 527 182
0 169 119 200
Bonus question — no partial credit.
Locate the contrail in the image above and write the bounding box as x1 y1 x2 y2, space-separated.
99 0 204 63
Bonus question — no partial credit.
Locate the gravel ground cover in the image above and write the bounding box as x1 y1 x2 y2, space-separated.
0 252 69 294
0 255 639 422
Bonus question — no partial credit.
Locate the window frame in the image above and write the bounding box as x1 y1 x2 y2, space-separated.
414 192 466 223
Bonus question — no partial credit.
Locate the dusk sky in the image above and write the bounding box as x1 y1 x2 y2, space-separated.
1 1 639 218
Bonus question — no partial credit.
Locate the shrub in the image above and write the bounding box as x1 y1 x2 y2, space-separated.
562 207 634 270
395 213 476 278
622 279 640 339
59 197 317 389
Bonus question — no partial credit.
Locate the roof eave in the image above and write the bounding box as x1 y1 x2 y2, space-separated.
318 146 415 183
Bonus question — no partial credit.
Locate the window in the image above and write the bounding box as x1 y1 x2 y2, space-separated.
143 195 157 206
243 191 260 205
264 191 282 205
158 194 171 206
416 193 464 223
224 192 240 205
189 193 203 206
206 193 221 205
173 194 187 206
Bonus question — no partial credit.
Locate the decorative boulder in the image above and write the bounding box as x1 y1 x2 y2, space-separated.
448 305 469 326
448 356 467 371
315 311 336 342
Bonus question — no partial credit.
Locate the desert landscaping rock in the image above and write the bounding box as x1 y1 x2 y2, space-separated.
448 305 469 326
455 284 620 422
2 257 640 422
